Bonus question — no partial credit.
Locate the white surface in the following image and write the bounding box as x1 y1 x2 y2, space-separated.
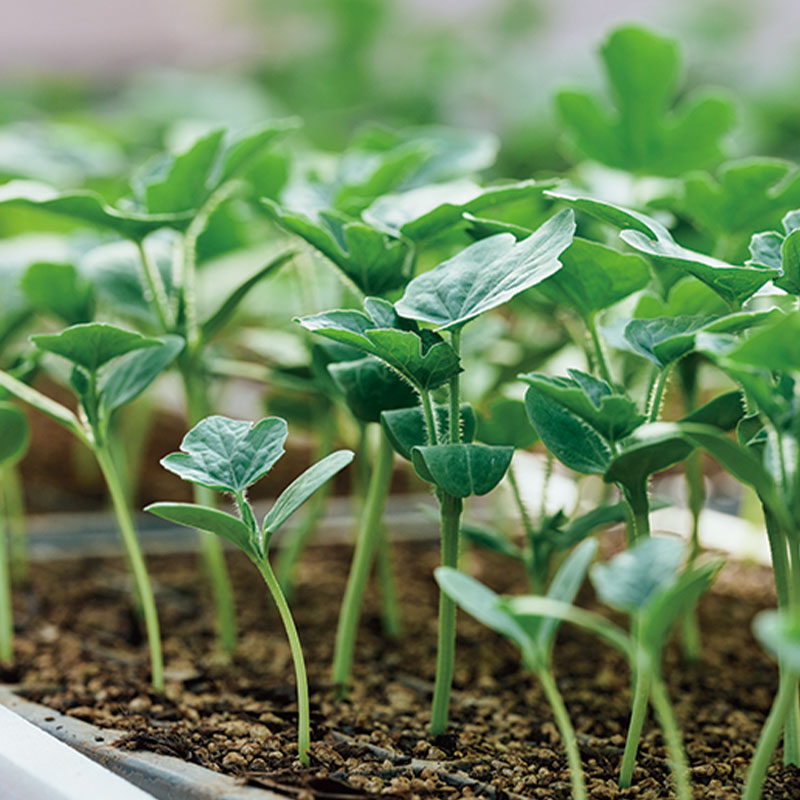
0 704 152 800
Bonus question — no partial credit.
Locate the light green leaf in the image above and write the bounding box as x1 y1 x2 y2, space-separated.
21 262 94 325
263 450 354 538
381 403 476 460
591 537 685 614
395 209 575 330
556 25 734 175
753 611 800 671
634 277 728 318
31 323 162 373
724 311 800 372
459 519 523 561
145 502 256 559
160 415 288 493
411 443 513 497
0 403 29 465
476 396 538 449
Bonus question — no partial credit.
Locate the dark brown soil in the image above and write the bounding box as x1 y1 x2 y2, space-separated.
4 537 799 799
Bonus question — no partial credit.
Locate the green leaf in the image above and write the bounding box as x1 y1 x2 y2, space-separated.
779 229 800 295
521 370 643 443
0 179 192 239
459 519 523 561
544 189 671 239
555 25 733 175
262 450 354 538
31 323 162 373
363 179 552 241
201 250 295 342
476 396 537 449
634 277 728 318
160 415 288 493
145 502 256 559
533 539 599 658
556 503 630 549
261 200 411 296
435 567 536 665
504 596 632 658
395 210 574 330
99 335 184 415
753 611 800 671
683 390 745 429
381 403 476 460
620 230 779 307
604 434 693 494
21 262 94 325
217 121 298 184
724 311 800 373
329 356 418 424
298 300 461 391
0 403 29 465
590 536 685 615
411 443 513 497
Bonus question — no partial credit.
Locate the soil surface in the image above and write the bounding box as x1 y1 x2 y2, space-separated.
4 536 799 799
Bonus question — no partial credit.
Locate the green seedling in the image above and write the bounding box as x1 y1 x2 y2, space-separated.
0 322 184 689
506 537 722 798
146 415 354 765
435 538 598 800
0 402 29 664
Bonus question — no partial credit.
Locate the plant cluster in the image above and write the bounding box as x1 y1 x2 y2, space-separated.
1 23 800 796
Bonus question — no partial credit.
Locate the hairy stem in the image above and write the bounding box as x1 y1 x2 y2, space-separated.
587 313 613 385
331 429 395 695
256 558 310 765
95 444 164 691
646 366 670 423
536 667 587 800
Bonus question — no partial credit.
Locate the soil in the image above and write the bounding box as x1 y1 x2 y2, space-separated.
3 536 799 799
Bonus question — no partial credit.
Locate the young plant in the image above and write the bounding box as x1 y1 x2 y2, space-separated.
435 539 597 800
0 402 29 664
506 537 722 798
146 415 354 766
0 322 184 689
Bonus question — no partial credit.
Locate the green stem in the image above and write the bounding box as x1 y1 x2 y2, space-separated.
448 330 461 444
646 366 670 423
376 529 402 639
420 391 438 445
619 644 652 788
430 491 463 736
331 428 395 695
621 482 650 543
743 668 800 800
95 444 164 691
3 465 27 584
508 465 534 537
256 558 310 766
587 313 613 385
0 512 12 664
536 667 587 800
649 674 692 800
135 239 172 332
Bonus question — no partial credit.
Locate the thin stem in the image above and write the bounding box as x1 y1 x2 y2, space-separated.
135 239 172 332
3 465 27 584
0 513 12 664
619 644 652 788
430 490 463 736
621 482 650 543
646 366 670 423
536 667 587 800
649 674 692 800
331 429 395 695
420 390 438 445
448 329 461 444
587 313 613 385
507 465 534 537
256 558 310 766
95 444 164 692
743 668 799 800
376 529 402 639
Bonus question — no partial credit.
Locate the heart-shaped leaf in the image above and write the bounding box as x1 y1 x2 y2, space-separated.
620 230 779 307
21 262 94 325
0 403 29 465
411 443 513 497
555 25 734 175
31 323 162 373
395 210 575 330
329 356 419 424
591 537 685 615
262 450 354 539
381 403 476 460
161 416 288 494
145 502 256 559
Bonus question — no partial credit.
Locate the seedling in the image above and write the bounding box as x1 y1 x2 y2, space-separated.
436 538 598 800
146 414 354 765
0 322 185 689
506 537 722 797
0 402 29 664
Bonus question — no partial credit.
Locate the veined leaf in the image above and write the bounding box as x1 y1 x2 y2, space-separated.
0 403 29 465
395 210 573 330
411 443 513 497
32 323 162 373
161 415 288 494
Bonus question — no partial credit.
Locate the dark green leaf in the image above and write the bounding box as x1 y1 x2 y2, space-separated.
160 415 288 494
411 443 513 497
381 403 476 460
